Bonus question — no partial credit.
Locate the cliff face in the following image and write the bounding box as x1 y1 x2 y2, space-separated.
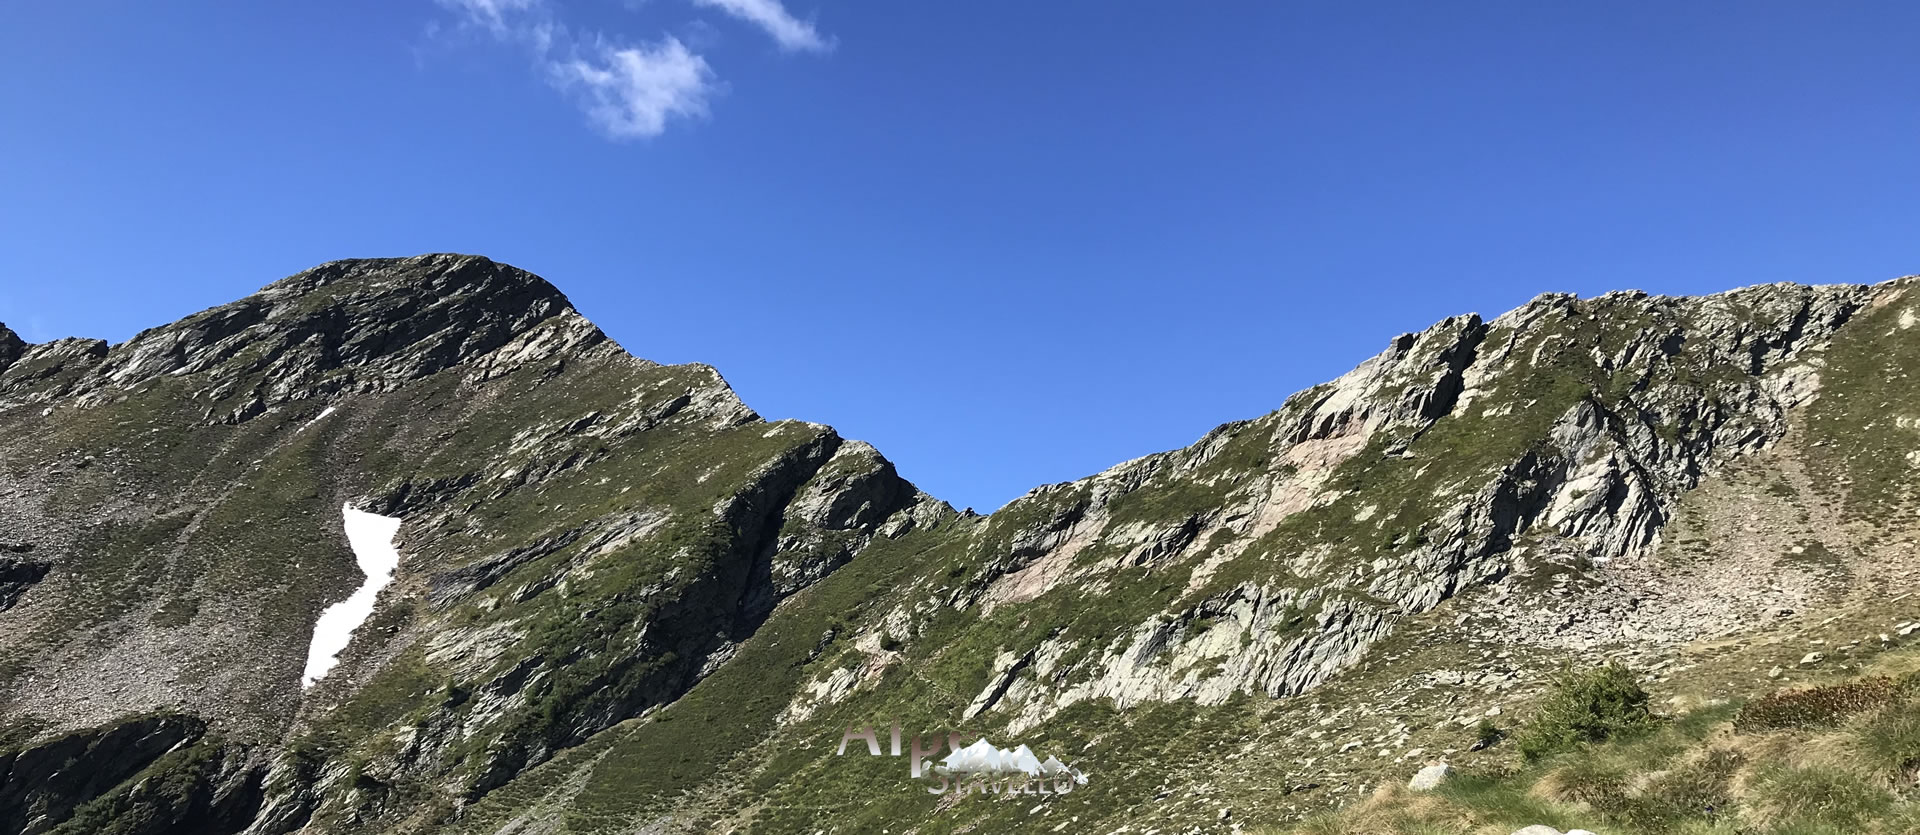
2 257 1916 835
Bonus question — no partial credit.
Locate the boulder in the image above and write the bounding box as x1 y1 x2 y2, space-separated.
1407 762 1452 791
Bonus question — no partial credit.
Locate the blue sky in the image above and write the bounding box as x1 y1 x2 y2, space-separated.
3 2 1918 511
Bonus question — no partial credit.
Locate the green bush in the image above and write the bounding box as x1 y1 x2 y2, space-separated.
1515 663 1658 761
1733 678 1897 732
1473 718 1503 750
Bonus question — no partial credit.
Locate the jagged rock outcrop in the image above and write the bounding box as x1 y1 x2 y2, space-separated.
0 326 24 376
0 338 109 400
771 440 935 597
0 714 209 835
0 552 47 612
102 255 614 423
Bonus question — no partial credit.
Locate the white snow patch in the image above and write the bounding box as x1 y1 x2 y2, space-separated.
302 504 403 688
297 406 337 433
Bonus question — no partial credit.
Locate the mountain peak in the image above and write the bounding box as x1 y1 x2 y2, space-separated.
1 255 616 420
255 253 569 305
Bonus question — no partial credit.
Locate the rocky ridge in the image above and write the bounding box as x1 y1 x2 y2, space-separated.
814 283 1874 739
0 257 1916 835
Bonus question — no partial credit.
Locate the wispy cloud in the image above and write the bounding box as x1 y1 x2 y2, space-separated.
691 0 833 53
552 39 715 139
429 0 829 139
432 0 563 56
435 0 546 38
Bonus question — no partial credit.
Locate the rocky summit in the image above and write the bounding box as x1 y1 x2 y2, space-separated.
3 255 1919 835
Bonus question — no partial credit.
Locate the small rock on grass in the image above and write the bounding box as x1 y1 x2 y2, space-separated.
1407 763 1451 791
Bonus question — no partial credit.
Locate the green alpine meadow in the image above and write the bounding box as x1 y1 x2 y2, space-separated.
5 254 1920 835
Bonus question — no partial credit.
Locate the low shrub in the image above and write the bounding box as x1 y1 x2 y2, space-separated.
1733 677 1897 732
1472 718 1503 750
1514 663 1658 761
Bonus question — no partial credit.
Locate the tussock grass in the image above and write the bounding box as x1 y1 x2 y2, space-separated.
1289 782 1575 835
1281 662 1920 835
1849 700 1920 786
1746 763 1892 831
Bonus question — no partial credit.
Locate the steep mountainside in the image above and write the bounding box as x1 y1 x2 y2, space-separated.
2 256 1916 835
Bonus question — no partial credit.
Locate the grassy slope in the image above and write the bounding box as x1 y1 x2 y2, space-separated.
1278 654 1920 835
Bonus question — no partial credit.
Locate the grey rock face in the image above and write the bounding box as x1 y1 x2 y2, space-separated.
1375 284 1868 609
771 439 937 598
0 254 613 422
0 553 48 612
0 338 109 400
0 714 208 835
0 325 23 375
101 254 614 422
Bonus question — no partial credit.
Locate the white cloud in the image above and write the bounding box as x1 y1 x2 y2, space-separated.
552 38 716 139
692 0 832 53
436 0 546 38
427 0 827 139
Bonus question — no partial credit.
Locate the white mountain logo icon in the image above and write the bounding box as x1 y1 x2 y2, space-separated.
935 739 1087 783
834 722 1088 795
